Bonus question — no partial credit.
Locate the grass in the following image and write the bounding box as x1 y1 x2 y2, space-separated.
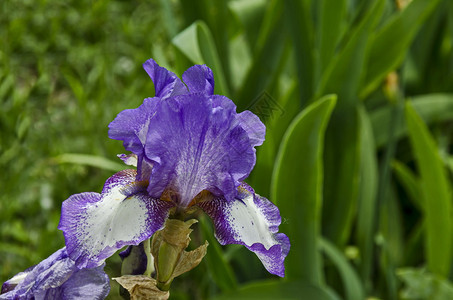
1 0 453 299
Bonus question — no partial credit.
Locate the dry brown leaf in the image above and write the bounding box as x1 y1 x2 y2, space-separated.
113 275 169 300
172 241 209 278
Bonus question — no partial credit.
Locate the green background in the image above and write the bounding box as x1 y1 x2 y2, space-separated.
1 0 453 299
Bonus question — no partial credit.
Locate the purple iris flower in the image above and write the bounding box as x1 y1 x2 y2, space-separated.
0 247 109 300
58 59 290 277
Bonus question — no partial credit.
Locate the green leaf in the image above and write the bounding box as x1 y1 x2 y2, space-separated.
64 71 87 108
236 0 287 110
172 21 230 96
248 81 299 198
271 95 337 283
356 105 378 291
213 280 338 300
158 0 178 38
361 0 442 98
199 216 237 292
317 0 385 104
228 33 252 92
372 93 453 148
54 153 126 172
285 0 315 104
405 102 452 277
391 160 423 211
172 22 204 65
316 0 347 76
178 0 232 81
0 74 14 102
228 0 267 50
323 106 361 248
320 238 365 300
397 268 453 300
378 185 404 298
319 0 384 248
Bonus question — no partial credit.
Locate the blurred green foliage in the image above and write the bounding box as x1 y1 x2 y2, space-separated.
1 0 453 299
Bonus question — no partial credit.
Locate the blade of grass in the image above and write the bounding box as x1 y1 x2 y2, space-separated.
54 153 126 172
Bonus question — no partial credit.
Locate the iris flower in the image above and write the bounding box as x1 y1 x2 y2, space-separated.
58 59 290 277
0 247 109 300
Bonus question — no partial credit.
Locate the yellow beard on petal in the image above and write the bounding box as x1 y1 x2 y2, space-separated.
187 190 214 208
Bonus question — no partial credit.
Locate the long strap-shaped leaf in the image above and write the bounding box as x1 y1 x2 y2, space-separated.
271 95 336 284
320 238 365 300
172 20 230 97
360 0 442 98
319 0 384 248
405 102 452 277
372 93 453 148
356 105 378 291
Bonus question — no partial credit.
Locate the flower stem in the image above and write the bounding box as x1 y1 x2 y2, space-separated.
151 218 206 292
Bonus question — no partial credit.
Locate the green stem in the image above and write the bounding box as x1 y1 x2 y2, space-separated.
143 238 153 276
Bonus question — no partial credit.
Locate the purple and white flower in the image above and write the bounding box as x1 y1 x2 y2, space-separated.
0 247 109 300
58 59 290 277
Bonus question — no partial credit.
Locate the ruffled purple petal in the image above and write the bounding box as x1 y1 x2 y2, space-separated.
108 97 160 158
210 96 265 147
198 183 290 277
1 271 29 295
144 93 257 206
0 248 110 300
236 110 266 147
42 264 110 300
182 65 214 95
58 169 174 268
211 95 237 111
143 58 187 99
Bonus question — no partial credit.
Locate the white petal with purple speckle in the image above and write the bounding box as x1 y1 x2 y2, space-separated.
198 183 290 277
59 170 173 268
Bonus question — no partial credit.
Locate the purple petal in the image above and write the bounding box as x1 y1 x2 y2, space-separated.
236 110 266 147
210 95 265 146
42 264 110 300
58 169 174 268
198 183 290 277
211 95 237 111
143 58 187 99
117 154 138 167
182 65 214 95
144 93 257 206
119 242 150 275
108 97 160 158
0 248 110 300
1 271 29 295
